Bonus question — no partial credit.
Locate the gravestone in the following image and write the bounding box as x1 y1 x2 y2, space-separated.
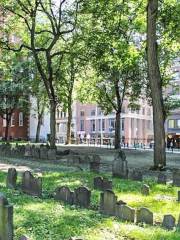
68 155 81 165
74 187 91 208
100 190 117 216
141 184 150 196
129 169 143 181
22 171 42 197
0 193 13 240
162 214 176 230
40 145 48 159
178 191 180 202
136 207 153 225
6 168 17 189
80 154 91 164
173 170 180 187
93 177 112 191
116 204 135 223
19 236 29 240
90 155 101 173
177 215 180 229
48 148 56 160
54 186 74 205
32 146 40 159
112 151 128 179
24 144 32 157
157 173 167 184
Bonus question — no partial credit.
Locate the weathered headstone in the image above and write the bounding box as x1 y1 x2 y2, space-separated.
115 204 135 223
19 236 29 240
100 190 117 216
129 169 143 181
94 177 112 191
6 168 17 189
22 171 42 197
136 207 153 225
40 145 48 159
178 191 180 202
0 193 13 240
90 155 101 173
24 144 32 157
173 170 180 187
31 146 40 159
141 184 150 196
48 148 56 160
74 187 91 208
54 186 74 205
68 155 81 165
162 214 176 230
157 173 167 184
112 151 128 179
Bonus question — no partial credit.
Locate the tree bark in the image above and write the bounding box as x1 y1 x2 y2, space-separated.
66 100 72 145
147 0 166 168
35 114 42 143
115 111 121 149
4 118 10 141
49 100 56 148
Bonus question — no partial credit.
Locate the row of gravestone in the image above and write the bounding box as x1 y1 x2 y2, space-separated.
0 143 57 160
112 151 180 187
100 190 180 230
6 168 180 230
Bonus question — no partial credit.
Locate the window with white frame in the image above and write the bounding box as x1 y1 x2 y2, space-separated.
90 119 95 132
19 112 23 126
11 113 15 127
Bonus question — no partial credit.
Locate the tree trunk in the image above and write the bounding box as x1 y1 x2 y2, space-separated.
4 118 10 141
49 100 56 148
66 100 72 145
35 115 42 143
115 111 121 149
147 0 166 168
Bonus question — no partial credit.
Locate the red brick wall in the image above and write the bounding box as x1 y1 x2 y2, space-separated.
0 110 28 140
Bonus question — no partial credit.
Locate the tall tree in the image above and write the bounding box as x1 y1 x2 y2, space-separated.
78 0 145 149
0 0 81 148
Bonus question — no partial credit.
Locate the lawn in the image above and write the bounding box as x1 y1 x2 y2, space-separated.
0 170 180 240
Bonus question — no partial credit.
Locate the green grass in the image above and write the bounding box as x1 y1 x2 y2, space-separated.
0 171 180 240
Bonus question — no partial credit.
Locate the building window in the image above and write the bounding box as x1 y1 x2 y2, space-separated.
91 110 96 116
109 118 115 131
57 109 60 118
90 119 95 132
80 120 84 131
56 123 60 133
80 110 84 117
177 119 180 128
98 119 101 131
19 112 23 126
102 119 105 131
147 108 151 116
168 119 175 128
11 113 15 127
147 120 152 130
122 107 125 113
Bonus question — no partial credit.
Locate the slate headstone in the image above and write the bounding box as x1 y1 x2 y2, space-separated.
94 177 112 191
136 207 153 225
40 145 48 159
100 190 117 216
48 148 56 160
54 186 74 205
74 187 91 208
116 204 135 223
24 144 32 157
22 171 42 197
129 169 143 181
141 184 150 196
112 151 128 179
157 173 167 184
0 193 13 240
173 170 180 187
6 168 17 189
162 214 176 230
90 155 101 173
